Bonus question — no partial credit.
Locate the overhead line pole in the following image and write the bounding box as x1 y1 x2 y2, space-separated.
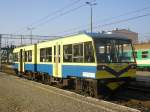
0 34 2 72
86 1 97 33
27 27 35 44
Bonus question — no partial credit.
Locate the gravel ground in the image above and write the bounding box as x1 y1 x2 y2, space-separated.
0 72 140 112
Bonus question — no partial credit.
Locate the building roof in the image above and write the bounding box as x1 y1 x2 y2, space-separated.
112 28 138 34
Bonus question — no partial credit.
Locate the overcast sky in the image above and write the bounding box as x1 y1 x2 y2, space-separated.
0 0 150 42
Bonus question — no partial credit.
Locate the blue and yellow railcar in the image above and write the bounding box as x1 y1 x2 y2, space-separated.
13 33 136 97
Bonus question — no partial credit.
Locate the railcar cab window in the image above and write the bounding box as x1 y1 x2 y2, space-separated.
94 38 135 63
24 50 32 62
63 42 95 63
142 51 148 58
40 47 52 62
84 42 95 62
73 43 83 62
13 53 18 62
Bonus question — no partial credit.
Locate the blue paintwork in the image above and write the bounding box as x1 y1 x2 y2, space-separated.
24 64 36 72
13 63 97 78
37 64 53 75
62 65 97 78
13 63 18 69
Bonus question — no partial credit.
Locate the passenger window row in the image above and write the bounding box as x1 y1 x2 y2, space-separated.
134 51 149 59
13 41 95 63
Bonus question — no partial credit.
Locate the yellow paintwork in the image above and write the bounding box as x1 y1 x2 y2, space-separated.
96 63 136 79
107 63 129 72
96 71 116 79
120 69 136 78
106 81 124 90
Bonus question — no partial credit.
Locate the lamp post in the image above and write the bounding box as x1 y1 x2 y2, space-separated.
27 27 35 44
0 34 2 71
86 1 97 34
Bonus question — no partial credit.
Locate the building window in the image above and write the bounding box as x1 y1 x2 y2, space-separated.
13 53 18 62
24 50 32 62
84 42 95 62
40 47 52 62
73 43 83 63
63 44 72 62
142 51 148 58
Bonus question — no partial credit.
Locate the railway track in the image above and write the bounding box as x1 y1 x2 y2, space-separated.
127 85 150 93
110 82 150 112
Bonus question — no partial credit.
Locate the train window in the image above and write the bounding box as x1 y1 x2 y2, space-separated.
46 47 52 62
13 53 18 62
95 39 135 63
73 43 83 63
142 51 148 58
40 47 52 62
63 44 72 62
40 48 46 62
24 50 32 62
58 45 60 63
28 50 32 62
54 46 56 62
84 42 95 63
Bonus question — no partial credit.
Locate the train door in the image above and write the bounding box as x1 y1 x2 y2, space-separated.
53 43 62 78
19 49 24 72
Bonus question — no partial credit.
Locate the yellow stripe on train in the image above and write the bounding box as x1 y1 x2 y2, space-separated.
96 71 116 79
119 69 136 78
107 64 129 72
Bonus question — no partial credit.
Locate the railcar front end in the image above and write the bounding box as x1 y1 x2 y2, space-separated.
93 36 136 93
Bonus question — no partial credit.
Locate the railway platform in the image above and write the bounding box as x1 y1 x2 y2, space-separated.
0 72 140 112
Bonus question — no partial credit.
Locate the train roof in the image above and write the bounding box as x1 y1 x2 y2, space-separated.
14 33 130 48
85 33 129 40
38 32 130 42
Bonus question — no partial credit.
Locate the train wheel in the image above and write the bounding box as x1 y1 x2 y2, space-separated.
74 78 82 91
89 80 98 98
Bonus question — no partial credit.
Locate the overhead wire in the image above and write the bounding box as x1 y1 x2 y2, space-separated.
30 0 82 26
13 0 83 34
33 4 87 29
61 13 150 36
50 5 150 36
